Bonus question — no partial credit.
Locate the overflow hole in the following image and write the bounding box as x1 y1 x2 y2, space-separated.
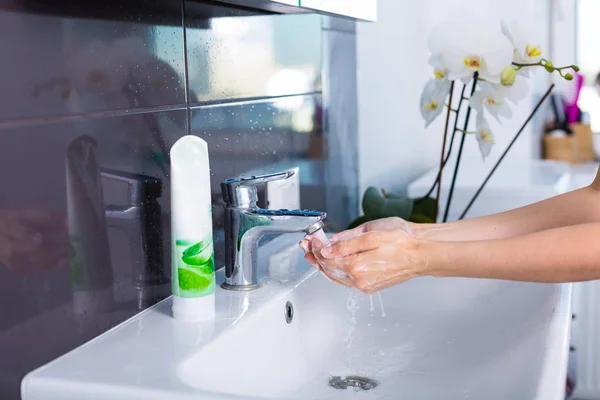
285 301 294 324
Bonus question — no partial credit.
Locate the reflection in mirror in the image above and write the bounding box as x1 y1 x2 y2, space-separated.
66 135 170 316
102 169 169 309
0 207 68 274
66 136 114 316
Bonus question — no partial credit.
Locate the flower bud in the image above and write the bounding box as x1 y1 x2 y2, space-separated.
565 73 573 81
544 61 555 73
500 66 516 86
573 65 580 72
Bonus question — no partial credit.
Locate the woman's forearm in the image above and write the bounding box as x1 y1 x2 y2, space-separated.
428 222 600 283
415 185 600 241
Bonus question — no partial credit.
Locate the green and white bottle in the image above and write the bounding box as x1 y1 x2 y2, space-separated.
170 135 216 321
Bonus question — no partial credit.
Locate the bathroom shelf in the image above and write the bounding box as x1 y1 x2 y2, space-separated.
213 0 376 21
12 0 375 24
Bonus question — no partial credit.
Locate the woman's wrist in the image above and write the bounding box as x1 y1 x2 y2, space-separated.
419 238 455 278
408 222 427 239
410 222 446 241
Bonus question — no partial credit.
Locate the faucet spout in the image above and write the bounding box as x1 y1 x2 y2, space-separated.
222 208 326 291
250 209 325 233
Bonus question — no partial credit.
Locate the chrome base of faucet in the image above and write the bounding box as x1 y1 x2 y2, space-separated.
221 282 262 291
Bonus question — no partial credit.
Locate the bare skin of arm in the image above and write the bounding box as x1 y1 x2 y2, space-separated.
301 166 600 293
429 222 600 283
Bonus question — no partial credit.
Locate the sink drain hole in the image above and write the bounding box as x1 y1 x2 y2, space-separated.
329 375 379 391
285 301 294 324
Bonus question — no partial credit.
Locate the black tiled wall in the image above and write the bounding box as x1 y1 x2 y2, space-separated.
0 1 357 398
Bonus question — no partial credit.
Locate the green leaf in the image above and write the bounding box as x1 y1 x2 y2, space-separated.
178 268 213 291
412 197 438 221
362 187 385 218
362 187 414 219
385 192 404 199
347 215 371 230
182 240 213 266
408 213 435 224
187 257 215 275
381 196 413 219
182 241 205 258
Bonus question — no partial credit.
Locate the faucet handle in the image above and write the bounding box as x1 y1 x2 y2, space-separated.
221 170 295 207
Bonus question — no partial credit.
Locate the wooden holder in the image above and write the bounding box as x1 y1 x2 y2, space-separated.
543 135 578 163
543 123 595 164
571 123 595 162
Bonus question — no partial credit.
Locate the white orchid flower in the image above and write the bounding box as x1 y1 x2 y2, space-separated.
501 20 542 74
495 73 529 104
469 82 512 123
429 54 450 81
428 22 513 83
420 79 450 127
475 113 495 159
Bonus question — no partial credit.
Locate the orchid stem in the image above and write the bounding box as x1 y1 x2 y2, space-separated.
442 72 479 223
415 83 468 206
512 60 579 73
434 81 456 218
458 84 555 220
512 62 542 68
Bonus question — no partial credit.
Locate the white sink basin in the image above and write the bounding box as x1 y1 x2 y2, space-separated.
22 235 572 400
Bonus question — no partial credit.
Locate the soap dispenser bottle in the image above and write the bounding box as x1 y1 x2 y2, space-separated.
170 135 216 322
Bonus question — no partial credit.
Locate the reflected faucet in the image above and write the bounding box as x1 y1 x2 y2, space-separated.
67 136 170 313
101 169 169 309
221 170 326 291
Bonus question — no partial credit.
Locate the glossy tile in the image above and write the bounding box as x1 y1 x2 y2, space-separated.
0 0 185 123
184 1 322 103
322 30 359 230
188 95 326 261
0 2 360 399
0 109 185 399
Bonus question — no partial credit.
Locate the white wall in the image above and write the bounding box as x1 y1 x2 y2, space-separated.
551 0 576 70
356 0 553 196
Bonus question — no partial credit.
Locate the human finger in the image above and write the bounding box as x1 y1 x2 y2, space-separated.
320 231 385 259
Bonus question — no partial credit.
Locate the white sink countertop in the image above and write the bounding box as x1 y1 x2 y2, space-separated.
567 162 600 190
22 234 573 400
408 158 574 220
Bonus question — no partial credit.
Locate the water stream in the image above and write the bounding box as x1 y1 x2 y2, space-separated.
344 291 358 351
377 293 386 318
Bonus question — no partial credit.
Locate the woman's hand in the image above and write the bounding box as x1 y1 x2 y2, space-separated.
0 209 68 274
307 229 431 294
299 238 353 287
331 217 415 241
299 217 415 266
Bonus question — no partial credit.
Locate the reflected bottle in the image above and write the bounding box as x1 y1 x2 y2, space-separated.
66 136 114 316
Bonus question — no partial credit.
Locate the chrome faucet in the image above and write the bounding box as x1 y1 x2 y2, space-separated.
221 170 326 291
